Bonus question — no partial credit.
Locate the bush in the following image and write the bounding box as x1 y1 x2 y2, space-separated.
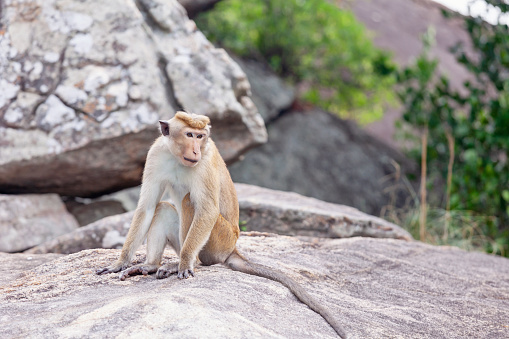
396 1 509 256
195 0 396 124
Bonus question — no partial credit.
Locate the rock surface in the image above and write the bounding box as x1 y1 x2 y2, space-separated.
0 0 266 197
26 211 134 254
0 252 63 286
177 0 222 18
65 199 127 226
350 0 474 148
237 184 411 240
3 235 509 338
138 0 266 162
233 56 295 123
0 193 79 252
229 109 415 216
26 184 411 254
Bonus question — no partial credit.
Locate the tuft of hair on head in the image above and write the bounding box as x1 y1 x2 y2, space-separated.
174 111 211 130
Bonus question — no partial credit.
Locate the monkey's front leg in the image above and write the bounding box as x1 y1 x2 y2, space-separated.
97 208 153 274
119 201 181 280
178 209 218 279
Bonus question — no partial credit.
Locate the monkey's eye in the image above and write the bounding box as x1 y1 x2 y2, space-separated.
197 134 203 139
186 132 193 138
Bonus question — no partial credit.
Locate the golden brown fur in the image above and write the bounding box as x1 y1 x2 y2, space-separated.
97 111 346 338
175 111 210 129
181 193 239 266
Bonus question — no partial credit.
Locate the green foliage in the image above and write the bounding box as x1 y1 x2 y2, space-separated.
239 220 248 232
195 0 396 124
386 205 503 255
397 2 509 256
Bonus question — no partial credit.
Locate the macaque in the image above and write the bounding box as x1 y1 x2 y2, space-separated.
97 111 346 338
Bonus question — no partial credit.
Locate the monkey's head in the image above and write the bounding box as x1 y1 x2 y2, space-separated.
159 111 211 167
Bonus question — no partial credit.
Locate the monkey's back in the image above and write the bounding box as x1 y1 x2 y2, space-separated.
209 139 240 230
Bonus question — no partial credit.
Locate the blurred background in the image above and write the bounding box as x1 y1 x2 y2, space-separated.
0 0 508 257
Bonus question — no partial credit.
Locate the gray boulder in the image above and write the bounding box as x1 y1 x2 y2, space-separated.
229 109 415 216
177 0 222 18
3 235 509 338
236 184 411 240
233 56 295 123
64 199 127 226
0 252 63 286
0 193 79 252
352 0 474 148
26 211 134 254
25 184 411 254
0 0 266 197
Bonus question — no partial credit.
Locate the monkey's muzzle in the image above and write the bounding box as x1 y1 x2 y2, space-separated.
184 157 198 164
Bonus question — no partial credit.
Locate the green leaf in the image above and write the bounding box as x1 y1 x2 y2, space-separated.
502 190 509 202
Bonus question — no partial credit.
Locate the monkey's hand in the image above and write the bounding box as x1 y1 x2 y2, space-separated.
96 261 127 275
177 268 195 279
177 256 199 279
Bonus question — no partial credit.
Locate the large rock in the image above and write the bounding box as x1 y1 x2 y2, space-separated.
137 0 266 162
0 252 63 286
26 211 134 254
229 109 415 216
26 184 411 254
3 236 509 338
64 199 127 226
236 184 412 240
350 0 474 148
0 194 79 252
0 0 266 197
233 56 295 123
177 0 222 18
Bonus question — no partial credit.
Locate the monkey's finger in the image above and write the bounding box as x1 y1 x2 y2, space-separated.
97 267 119 275
119 267 138 281
177 269 194 279
96 268 109 275
156 266 177 279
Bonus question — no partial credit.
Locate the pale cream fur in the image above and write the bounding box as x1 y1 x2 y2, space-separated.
96 112 346 338
97 111 238 278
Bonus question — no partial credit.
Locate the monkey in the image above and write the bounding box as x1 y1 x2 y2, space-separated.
96 111 346 338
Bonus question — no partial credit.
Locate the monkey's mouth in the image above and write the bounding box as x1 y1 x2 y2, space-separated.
183 157 198 164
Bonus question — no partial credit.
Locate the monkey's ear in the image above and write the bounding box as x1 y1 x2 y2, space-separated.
159 120 170 136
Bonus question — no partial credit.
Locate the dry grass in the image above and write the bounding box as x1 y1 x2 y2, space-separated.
385 204 500 254
380 166 501 255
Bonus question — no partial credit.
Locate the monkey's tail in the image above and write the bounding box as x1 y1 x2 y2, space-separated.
225 250 347 339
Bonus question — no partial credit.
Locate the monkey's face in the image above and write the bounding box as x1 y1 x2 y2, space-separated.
172 127 209 167
159 114 211 168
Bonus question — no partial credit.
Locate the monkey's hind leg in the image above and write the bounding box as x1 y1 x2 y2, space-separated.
120 202 180 281
154 201 182 279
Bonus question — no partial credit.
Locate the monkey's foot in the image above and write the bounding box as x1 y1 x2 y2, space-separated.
156 263 179 279
96 262 127 275
118 264 160 281
177 268 195 279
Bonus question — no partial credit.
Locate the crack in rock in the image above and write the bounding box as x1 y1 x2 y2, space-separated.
31 45 68 117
